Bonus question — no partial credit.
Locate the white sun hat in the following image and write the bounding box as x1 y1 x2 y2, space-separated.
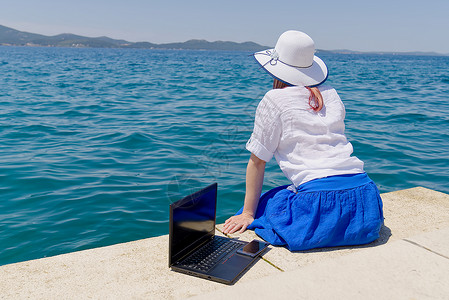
254 30 328 87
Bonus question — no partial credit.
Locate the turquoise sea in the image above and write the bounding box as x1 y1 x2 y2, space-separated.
1 46 448 266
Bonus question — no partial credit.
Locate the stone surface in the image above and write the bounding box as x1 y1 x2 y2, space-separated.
0 233 280 299
191 231 449 300
380 187 449 238
405 226 449 258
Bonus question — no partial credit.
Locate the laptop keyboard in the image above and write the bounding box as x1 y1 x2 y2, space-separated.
179 237 243 272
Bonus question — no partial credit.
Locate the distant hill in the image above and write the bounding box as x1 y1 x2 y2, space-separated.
1 24 447 56
0 24 268 51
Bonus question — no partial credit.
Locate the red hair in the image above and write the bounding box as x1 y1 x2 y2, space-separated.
273 79 323 112
305 86 323 112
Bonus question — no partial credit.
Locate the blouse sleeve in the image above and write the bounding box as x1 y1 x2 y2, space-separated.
246 93 282 162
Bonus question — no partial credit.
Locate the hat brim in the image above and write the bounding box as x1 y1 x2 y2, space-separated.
254 49 328 87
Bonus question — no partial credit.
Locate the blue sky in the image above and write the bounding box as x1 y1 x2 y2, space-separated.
1 0 448 53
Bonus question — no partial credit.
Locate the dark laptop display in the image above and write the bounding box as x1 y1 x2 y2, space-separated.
169 183 269 284
169 184 216 266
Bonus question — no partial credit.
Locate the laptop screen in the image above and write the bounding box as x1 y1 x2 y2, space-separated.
169 183 217 266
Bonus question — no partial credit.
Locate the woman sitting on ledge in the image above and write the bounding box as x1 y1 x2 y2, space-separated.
222 30 384 251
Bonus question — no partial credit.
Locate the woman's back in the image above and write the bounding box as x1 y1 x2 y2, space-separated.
247 84 364 187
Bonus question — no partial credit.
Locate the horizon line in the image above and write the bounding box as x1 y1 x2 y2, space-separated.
1 24 448 56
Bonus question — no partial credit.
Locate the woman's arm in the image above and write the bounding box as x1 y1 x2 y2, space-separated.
222 153 266 234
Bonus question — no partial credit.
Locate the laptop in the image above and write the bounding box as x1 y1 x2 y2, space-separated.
169 183 269 285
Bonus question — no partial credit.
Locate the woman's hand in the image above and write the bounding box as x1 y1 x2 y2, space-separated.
222 212 254 235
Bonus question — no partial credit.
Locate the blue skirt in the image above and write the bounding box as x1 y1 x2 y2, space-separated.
236 173 384 251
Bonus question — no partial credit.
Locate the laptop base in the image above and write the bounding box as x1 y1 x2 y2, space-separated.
171 246 260 285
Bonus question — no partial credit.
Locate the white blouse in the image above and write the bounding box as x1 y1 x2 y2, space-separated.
246 84 364 187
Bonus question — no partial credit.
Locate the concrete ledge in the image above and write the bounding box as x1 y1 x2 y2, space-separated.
192 228 449 300
0 234 281 299
1 187 448 299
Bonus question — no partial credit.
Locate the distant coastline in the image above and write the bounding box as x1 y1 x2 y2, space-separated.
0 24 268 52
1 24 447 56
